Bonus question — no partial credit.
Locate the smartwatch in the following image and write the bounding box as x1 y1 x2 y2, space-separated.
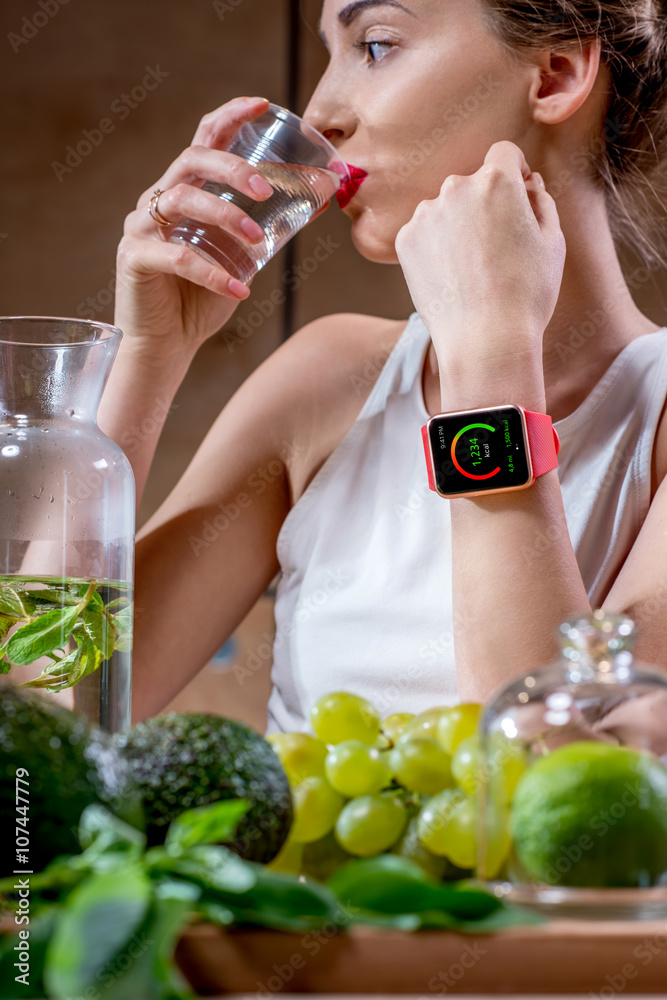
421 404 560 499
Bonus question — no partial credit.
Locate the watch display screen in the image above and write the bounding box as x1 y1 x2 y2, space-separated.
427 405 531 496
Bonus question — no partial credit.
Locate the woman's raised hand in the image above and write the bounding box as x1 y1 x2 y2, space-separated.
395 140 567 367
115 96 273 360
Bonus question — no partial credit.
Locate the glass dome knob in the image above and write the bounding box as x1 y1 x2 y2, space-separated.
557 609 637 667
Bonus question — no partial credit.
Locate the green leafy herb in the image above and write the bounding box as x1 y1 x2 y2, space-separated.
327 855 501 920
111 603 133 652
44 865 152 999
0 583 34 618
5 605 81 664
0 577 133 691
79 804 147 856
98 880 200 1000
30 589 82 606
0 908 59 999
0 799 538 1000
147 844 257 895
165 799 251 853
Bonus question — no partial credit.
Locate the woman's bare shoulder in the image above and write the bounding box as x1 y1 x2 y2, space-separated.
275 311 410 504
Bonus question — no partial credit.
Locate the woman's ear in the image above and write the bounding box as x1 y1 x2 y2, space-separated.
529 38 603 125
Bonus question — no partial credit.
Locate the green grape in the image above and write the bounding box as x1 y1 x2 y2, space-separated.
436 703 482 754
451 735 480 794
452 733 528 802
301 830 355 882
267 835 303 874
389 737 454 795
398 706 448 743
310 691 380 745
439 795 477 869
382 712 415 745
290 776 346 844
325 740 390 797
417 788 467 857
391 816 450 879
417 790 512 877
267 732 328 787
335 793 407 856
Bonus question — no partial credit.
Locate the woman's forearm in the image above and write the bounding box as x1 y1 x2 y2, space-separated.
98 341 195 511
437 355 591 701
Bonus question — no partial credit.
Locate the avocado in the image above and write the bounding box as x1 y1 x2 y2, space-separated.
0 685 140 876
116 713 293 863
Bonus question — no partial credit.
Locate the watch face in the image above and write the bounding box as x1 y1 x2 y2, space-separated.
427 405 531 497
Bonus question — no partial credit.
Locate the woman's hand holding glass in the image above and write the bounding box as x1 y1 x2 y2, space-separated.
394 140 567 372
115 96 274 360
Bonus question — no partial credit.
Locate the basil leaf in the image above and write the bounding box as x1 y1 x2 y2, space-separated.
88 588 105 610
78 803 147 856
193 898 236 926
79 608 115 660
99 880 199 1000
28 588 81 606
149 843 256 895
0 583 33 618
0 614 14 637
327 855 501 920
68 629 102 686
5 605 80 665
112 603 133 652
165 799 250 853
44 864 152 999
22 647 80 691
0 907 58 999
218 867 342 932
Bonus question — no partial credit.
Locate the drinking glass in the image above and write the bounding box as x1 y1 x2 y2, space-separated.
168 102 351 285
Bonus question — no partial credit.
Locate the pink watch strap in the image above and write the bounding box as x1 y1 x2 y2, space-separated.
523 408 560 478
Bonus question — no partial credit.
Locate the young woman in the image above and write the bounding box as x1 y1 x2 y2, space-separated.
99 0 667 731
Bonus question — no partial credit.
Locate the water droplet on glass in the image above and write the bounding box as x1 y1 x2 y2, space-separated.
49 495 54 503
6 489 14 496
65 408 75 417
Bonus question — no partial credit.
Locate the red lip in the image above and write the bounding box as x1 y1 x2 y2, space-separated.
335 164 368 209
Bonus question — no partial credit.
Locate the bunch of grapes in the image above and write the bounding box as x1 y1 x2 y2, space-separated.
267 692 527 882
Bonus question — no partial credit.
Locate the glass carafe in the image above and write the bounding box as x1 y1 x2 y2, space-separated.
477 610 667 918
0 317 135 732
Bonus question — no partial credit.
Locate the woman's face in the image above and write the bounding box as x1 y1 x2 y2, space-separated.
304 0 536 263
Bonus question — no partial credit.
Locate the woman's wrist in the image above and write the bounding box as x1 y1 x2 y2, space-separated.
113 332 199 381
434 340 547 414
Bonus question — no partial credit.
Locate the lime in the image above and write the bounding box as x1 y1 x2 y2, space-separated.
510 741 667 887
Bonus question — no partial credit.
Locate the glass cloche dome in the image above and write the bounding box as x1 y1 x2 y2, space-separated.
476 610 667 918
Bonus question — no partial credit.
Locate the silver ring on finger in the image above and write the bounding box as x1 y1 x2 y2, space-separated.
148 188 171 228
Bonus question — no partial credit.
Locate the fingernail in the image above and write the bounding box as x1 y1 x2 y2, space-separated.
241 217 265 241
249 173 273 198
534 172 546 189
228 278 250 299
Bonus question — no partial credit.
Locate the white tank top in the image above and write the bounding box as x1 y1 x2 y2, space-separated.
266 312 667 734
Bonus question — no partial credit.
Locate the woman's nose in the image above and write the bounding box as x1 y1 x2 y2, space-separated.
303 83 354 145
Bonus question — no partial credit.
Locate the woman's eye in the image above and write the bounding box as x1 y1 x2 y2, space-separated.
355 39 394 64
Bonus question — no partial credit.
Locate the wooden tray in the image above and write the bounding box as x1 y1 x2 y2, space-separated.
175 921 667 995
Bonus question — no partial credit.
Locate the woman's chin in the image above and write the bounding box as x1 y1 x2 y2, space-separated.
347 210 400 265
